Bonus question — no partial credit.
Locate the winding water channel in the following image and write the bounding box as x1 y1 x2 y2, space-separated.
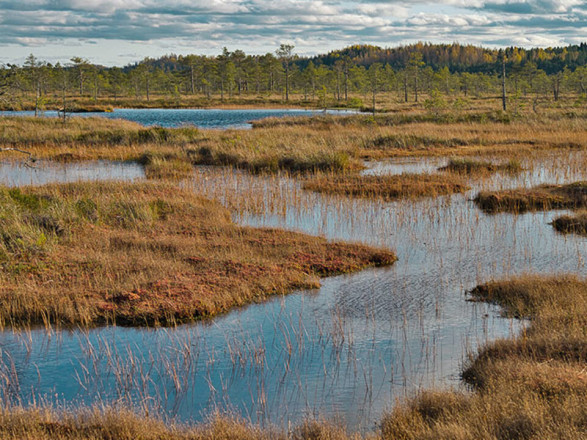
0 112 585 432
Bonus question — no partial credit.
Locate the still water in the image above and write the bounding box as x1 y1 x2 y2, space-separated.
0 152 585 431
0 108 356 129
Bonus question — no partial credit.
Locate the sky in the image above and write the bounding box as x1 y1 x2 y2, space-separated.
0 0 585 66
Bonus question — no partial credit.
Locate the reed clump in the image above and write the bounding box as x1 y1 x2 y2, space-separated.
303 173 468 200
474 181 587 213
381 275 587 440
0 181 396 327
551 212 587 235
439 158 523 175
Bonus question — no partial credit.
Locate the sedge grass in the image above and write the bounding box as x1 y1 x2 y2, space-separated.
1 108 585 178
381 275 587 440
0 181 396 327
303 173 468 201
551 211 587 236
474 181 587 213
438 158 523 175
0 275 584 439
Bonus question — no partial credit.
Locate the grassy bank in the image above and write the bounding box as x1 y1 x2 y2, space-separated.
474 182 587 213
381 275 587 440
1 275 584 439
551 212 587 235
438 157 522 175
0 181 396 328
1 108 585 177
0 407 362 440
0 94 345 112
303 173 468 200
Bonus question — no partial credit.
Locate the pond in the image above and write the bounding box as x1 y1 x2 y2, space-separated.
0 152 585 431
0 108 357 129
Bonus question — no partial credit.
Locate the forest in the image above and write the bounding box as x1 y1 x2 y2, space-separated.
0 42 585 112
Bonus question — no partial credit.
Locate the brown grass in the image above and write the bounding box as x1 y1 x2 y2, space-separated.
438 158 523 175
1 275 584 439
474 182 587 213
0 181 396 327
1 107 586 177
551 212 587 235
381 275 587 440
303 173 468 200
0 407 280 440
0 406 369 440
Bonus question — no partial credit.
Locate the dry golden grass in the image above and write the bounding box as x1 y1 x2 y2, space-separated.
438 158 523 175
474 182 587 213
0 406 371 440
1 105 585 177
1 276 584 439
303 173 468 200
551 212 587 235
0 407 280 440
0 181 396 327
381 275 587 440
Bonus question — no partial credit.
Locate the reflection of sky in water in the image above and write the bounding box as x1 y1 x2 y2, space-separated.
0 151 585 432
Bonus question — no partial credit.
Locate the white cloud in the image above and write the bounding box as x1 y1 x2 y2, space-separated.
0 0 583 65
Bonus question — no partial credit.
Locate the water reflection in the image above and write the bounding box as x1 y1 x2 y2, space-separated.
1 152 585 431
0 160 144 187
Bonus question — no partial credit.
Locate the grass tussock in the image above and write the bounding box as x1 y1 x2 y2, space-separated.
303 173 468 200
438 158 523 175
474 181 587 213
551 212 587 235
381 275 587 440
0 406 367 440
0 181 396 328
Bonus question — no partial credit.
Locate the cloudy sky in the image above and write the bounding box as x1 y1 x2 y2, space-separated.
0 0 585 66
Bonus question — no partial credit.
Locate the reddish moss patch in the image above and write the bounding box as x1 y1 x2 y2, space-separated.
0 181 396 327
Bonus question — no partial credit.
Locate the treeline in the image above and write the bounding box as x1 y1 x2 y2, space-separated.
312 42 587 74
0 43 585 112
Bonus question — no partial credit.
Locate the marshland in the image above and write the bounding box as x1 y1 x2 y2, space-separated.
1 44 587 438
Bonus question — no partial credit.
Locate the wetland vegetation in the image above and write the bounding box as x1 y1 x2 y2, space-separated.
474 181 587 213
438 157 523 175
303 172 468 200
1 103 585 179
1 275 584 439
551 212 587 236
383 275 587 440
0 181 395 327
0 56 586 438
